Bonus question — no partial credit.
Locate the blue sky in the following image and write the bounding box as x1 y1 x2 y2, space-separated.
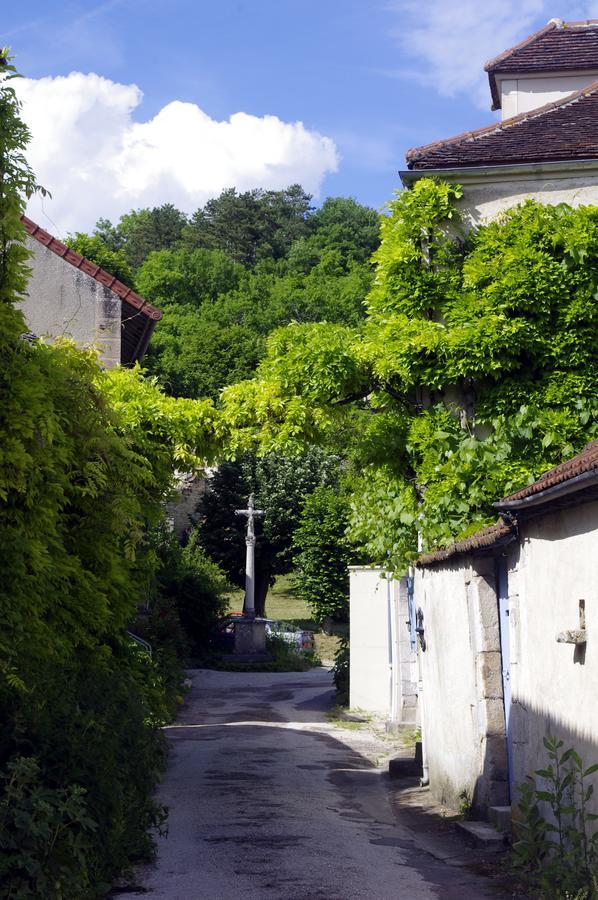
3 0 598 230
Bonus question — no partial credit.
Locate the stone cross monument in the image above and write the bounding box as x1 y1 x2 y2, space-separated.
235 493 265 618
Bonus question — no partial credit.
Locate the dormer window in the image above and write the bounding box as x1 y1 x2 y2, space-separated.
485 19 598 119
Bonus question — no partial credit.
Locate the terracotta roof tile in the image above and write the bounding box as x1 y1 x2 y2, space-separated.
406 81 598 170
485 20 598 110
21 215 162 322
417 520 516 568
498 440 598 505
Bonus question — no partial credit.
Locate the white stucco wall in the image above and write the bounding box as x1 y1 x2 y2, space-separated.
457 168 598 227
415 558 509 812
510 501 598 813
499 71 598 119
349 567 418 721
349 567 390 714
20 238 121 367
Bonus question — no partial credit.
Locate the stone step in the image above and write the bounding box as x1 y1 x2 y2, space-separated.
488 805 512 834
456 820 509 852
388 756 422 779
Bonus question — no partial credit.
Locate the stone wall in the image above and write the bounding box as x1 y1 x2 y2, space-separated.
20 237 122 367
415 558 509 813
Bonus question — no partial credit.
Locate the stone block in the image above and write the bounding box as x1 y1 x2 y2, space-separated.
475 651 503 699
480 698 507 736
234 618 266 655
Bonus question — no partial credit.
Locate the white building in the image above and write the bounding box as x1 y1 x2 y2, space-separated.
415 441 598 817
20 216 161 367
401 18 598 223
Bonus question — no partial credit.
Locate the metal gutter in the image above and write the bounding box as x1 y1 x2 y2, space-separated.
399 157 598 187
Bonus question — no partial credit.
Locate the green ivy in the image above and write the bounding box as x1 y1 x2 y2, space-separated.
220 180 598 569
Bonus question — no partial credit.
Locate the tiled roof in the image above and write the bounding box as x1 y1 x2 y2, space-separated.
406 81 598 170
21 216 162 322
485 20 598 110
417 520 516 568
497 440 598 506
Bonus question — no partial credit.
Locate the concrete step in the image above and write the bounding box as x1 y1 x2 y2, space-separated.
456 820 508 852
388 756 422 779
488 805 512 834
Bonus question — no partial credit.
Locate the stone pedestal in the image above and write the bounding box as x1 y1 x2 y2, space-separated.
234 617 267 656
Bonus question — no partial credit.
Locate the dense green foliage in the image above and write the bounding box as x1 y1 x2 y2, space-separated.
0 55 225 895
73 191 379 401
293 486 355 624
219 179 598 567
196 450 341 616
150 532 229 655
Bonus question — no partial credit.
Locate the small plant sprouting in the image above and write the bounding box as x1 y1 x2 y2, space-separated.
511 735 598 898
458 789 473 820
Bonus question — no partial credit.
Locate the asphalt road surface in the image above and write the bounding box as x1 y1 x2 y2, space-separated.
134 668 499 899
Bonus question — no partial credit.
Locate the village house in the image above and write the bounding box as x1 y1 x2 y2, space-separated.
351 19 598 818
415 441 598 821
20 216 161 367
350 18 598 734
401 18 598 224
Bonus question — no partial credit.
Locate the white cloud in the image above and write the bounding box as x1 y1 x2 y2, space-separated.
386 0 598 108
16 72 339 233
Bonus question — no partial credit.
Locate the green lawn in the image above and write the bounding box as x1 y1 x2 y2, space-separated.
224 574 346 665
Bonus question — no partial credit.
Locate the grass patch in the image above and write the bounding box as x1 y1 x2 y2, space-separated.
326 706 373 729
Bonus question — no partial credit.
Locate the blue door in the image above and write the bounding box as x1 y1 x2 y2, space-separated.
496 558 513 800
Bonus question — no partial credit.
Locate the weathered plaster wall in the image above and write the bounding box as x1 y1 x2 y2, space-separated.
510 501 598 812
349 567 417 721
458 172 598 227
165 473 208 538
415 559 508 813
20 237 121 367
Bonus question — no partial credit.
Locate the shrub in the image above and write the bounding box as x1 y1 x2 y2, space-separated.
155 531 229 654
293 486 354 626
332 637 350 705
512 735 598 898
0 757 97 899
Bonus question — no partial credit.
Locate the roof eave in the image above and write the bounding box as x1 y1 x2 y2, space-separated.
417 523 517 569
495 469 598 513
400 156 598 185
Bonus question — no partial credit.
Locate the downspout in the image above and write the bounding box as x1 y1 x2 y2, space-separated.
414 541 430 786
387 572 399 729
418 638 429 787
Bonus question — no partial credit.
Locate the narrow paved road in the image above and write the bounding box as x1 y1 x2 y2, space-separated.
135 669 498 899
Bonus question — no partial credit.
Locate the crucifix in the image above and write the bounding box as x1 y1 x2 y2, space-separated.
235 493 265 617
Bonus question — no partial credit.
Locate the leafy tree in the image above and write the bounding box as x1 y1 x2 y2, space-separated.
196 450 341 616
0 52 226 890
293 486 355 625
135 247 243 307
220 180 598 569
98 203 188 270
65 231 135 286
143 252 373 399
288 196 380 273
181 185 313 266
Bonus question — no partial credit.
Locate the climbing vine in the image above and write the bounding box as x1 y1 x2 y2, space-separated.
0 53 223 895
221 179 598 567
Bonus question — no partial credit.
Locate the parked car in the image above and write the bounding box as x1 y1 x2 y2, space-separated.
265 621 315 653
